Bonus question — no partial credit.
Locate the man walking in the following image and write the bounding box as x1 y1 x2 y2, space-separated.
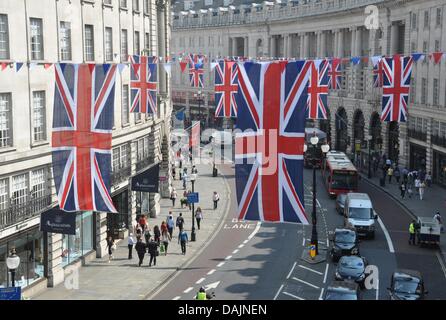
128 233 135 259
419 180 426 200
176 213 185 234
400 182 406 199
135 237 146 267
409 220 416 245
170 188 177 207
178 229 189 255
213 191 220 210
387 166 394 184
147 238 159 267
167 212 175 238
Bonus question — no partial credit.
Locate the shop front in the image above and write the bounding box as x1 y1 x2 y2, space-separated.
132 163 160 220
108 189 129 240
409 143 427 171
433 150 446 188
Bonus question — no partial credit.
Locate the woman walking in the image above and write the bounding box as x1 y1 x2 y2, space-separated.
135 237 146 267
170 188 177 207
161 229 171 256
106 236 115 263
419 180 426 200
399 182 406 199
153 225 161 244
195 207 203 230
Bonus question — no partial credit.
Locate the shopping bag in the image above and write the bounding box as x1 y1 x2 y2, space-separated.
160 243 165 254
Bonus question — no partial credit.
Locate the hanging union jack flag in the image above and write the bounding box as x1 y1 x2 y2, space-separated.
214 60 239 118
328 58 342 90
234 61 311 224
52 64 117 212
130 55 158 114
189 60 204 88
306 59 329 120
373 59 384 88
381 56 413 122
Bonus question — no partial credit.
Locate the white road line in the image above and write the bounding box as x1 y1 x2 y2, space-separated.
283 291 305 300
319 288 325 300
243 240 249 244
172 296 181 300
183 287 194 293
232 249 239 254
207 269 216 275
298 264 323 275
248 222 262 240
323 263 329 284
316 199 321 208
217 262 225 267
273 284 284 300
436 252 446 280
225 255 232 260
292 277 320 289
326 239 329 247
238 244 244 249
287 262 297 279
302 237 306 246
196 278 206 284
375 279 380 300
377 216 395 253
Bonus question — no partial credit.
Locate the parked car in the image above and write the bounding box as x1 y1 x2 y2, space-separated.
388 269 427 300
329 228 360 262
335 256 368 288
324 281 361 300
336 193 347 215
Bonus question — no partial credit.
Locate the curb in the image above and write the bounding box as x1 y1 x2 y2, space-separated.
143 163 232 300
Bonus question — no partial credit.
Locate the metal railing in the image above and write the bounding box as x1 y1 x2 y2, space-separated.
431 134 446 148
408 129 427 141
135 157 154 172
0 193 52 229
111 166 132 185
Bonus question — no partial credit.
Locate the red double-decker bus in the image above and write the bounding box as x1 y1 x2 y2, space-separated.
304 128 328 168
322 151 359 197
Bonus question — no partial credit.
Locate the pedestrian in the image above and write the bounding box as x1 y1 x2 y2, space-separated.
167 212 175 238
170 188 177 207
161 229 171 255
434 212 444 233
147 238 159 267
176 213 185 232
179 154 183 169
106 236 115 263
419 180 426 200
407 171 414 189
128 233 136 259
172 166 176 180
386 157 392 169
407 184 413 199
426 171 433 187
387 166 394 183
409 220 416 245
144 227 151 245
139 214 147 233
153 225 161 244
192 165 198 174
189 151 193 163
161 221 168 235
394 166 400 184
414 177 421 193
400 182 406 199
178 229 189 255
183 172 188 189
135 237 146 267
195 207 203 230
213 191 220 210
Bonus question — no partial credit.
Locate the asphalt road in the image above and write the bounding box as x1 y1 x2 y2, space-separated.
151 153 446 300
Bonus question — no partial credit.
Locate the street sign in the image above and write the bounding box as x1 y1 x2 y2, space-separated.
0 287 21 300
187 192 199 203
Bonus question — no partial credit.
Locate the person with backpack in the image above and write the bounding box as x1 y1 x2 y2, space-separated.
135 237 147 267
127 233 136 260
167 212 175 238
176 213 185 233
147 238 159 267
178 229 189 255
195 207 203 230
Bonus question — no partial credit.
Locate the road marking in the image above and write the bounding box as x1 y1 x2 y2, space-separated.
232 249 239 254
217 262 225 267
172 296 181 300
238 244 244 249
207 269 216 275
298 264 323 275
377 216 395 253
306 238 326 245
292 277 320 289
248 222 261 240
196 278 206 284
243 240 249 244
316 199 321 208
273 284 284 300
326 239 329 247
319 288 325 300
287 262 297 279
323 264 329 284
283 291 305 300
375 278 380 300
183 287 194 293
302 237 306 246
225 255 232 260
436 252 446 280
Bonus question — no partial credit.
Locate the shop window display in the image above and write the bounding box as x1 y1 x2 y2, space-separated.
61 212 94 267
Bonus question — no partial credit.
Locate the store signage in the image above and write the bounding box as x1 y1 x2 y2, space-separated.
40 208 76 235
159 176 167 182
187 192 199 204
131 163 160 193
0 287 21 300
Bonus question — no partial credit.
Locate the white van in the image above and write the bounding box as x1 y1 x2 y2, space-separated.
344 193 378 239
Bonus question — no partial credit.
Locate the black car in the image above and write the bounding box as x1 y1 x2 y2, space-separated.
388 269 428 300
336 194 347 215
329 228 359 262
324 281 361 300
335 256 368 288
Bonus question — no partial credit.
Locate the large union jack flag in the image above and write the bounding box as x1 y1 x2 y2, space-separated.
52 64 117 212
130 55 157 114
381 56 413 122
215 60 239 118
373 59 384 88
306 59 329 119
234 61 310 224
189 62 204 88
328 58 342 90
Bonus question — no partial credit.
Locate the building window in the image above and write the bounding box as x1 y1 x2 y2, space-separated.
113 144 130 170
120 0 127 8
0 14 10 60
32 91 46 142
134 31 140 55
411 42 416 53
145 32 150 52
435 40 440 52
84 25 94 61
433 120 440 136
31 168 45 199
59 21 71 61
411 13 417 30
0 93 12 148
144 0 149 14
422 41 428 53
410 77 416 103
433 79 439 106
421 78 427 104
122 85 129 125
12 174 28 206
133 0 139 12
104 0 112 5
0 178 8 210
424 10 429 28
105 27 113 61
121 29 128 61
30 18 44 60
436 8 442 27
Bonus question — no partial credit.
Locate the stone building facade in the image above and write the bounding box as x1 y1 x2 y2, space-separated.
0 0 172 295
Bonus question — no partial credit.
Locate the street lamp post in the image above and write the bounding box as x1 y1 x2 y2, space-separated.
6 248 20 287
190 173 197 241
367 134 373 179
194 91 205 133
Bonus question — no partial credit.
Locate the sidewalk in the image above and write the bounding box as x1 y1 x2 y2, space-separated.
361 172 446 261
33 155 230 300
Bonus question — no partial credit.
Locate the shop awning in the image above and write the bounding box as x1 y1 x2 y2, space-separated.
131 163 160 193
40 207 77 235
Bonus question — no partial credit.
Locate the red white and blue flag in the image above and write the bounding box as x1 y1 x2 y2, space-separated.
189 121 200 149
306 59 329 120
214 60 239 118
52 64 117 212
373 59 384 88
234 61 310 224
189 60 204 88
130 55 158 114
381 56 413 122
328 58 342 90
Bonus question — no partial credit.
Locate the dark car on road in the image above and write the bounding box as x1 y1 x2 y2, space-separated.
335 256 368 288
336 193 347 215
324 281 361 300
388 269 428 300
329 228 359 262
